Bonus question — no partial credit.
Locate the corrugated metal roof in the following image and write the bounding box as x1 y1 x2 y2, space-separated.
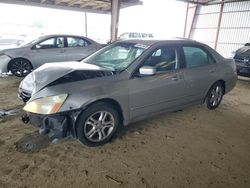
178 0 250 5
0 0 142 13
197 4 220 14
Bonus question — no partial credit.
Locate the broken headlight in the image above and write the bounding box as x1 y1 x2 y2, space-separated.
23 94 68 115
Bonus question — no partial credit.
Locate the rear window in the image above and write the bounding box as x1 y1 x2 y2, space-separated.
183 46 215 68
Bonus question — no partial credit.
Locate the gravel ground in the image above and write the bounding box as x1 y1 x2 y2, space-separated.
0 76 249 188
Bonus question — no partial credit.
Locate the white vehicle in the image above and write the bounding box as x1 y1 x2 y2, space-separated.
0 35 25 51
119 32 153 40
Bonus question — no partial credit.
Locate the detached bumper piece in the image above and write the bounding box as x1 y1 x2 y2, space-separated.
236 65 250 77
234 56 250 77
18 89 31 103
24 113 69 140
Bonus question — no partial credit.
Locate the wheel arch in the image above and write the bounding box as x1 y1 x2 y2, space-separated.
216 79 225 94
7 57 33 72
204 79 225 103
74 98 125 138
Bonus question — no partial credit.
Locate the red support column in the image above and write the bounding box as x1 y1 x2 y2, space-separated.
111 0 120 42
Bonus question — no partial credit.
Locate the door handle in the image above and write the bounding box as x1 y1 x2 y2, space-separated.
209 68 216 73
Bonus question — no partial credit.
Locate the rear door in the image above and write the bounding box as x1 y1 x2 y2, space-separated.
64 36 98 61
129 45 190 120
181 45 219 101
31 36 67 67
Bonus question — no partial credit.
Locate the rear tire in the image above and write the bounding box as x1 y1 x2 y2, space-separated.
76 102 120 147
8 58 33 77
206 82 224 110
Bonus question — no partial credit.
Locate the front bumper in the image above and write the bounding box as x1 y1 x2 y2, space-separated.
235 58 250 77
0 55 11 73
22 110 82 140
236 64 250 77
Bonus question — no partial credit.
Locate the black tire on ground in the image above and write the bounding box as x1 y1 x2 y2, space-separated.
206 82 224 110
76 102 120 147
8 58 33 77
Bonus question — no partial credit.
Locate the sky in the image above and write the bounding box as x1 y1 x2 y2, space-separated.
0 0 187 43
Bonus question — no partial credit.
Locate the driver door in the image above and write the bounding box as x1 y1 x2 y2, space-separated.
31 37 67 67
129 45 189 120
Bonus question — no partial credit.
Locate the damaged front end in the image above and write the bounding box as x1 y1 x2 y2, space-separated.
22 110 81 140
19 61 113 141
20 93 79 140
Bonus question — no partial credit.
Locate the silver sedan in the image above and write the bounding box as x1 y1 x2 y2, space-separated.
0 34 103 77
19 39 237 147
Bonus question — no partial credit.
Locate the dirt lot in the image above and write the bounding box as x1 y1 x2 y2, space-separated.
0 76 249 188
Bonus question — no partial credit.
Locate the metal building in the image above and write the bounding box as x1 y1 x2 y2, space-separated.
182 0 250 57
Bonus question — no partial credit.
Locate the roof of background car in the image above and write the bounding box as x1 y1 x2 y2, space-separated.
36 34 98 43
40 34 87 38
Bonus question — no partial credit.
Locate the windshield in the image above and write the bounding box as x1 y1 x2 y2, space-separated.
82 42 148 72
20 36 44 47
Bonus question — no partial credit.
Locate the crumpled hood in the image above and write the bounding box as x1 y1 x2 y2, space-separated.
235 46 250 57
20 61 111 94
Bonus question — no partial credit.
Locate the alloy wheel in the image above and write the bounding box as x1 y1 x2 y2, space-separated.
84 111 115 142
209 86 223 107
10 59 32 77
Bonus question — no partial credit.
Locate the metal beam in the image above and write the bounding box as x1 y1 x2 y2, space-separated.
183 3 189 37
214 0 224 50
177 0 209 5
110 0 120 42
183 3 197 38
188 5 197 38
85 12 88 37
207 0 250 5
178 0 250 5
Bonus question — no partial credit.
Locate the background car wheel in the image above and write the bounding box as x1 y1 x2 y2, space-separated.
206 82 224 110
76 102 120 147
8 58 33 77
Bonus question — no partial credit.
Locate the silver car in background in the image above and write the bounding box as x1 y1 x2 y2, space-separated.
19 39 237 147
0 34 103 77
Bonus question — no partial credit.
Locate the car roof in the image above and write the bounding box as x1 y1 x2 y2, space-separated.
116 38 203 47
40 34 87 38
37 34 97 44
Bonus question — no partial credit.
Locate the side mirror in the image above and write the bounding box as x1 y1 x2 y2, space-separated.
245 43 250 46
35 44 41 49
139 66 156 76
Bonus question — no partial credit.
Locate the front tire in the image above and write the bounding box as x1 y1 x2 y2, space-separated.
8 58 33 77
76 102 120 147
206 82 224 110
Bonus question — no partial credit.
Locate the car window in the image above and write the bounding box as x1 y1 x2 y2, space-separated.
56 37 65 48
183 46 215 68
141 46 179 73
83 42 147 72
36 37 64 49
95 45 142 61
67 37 90 47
